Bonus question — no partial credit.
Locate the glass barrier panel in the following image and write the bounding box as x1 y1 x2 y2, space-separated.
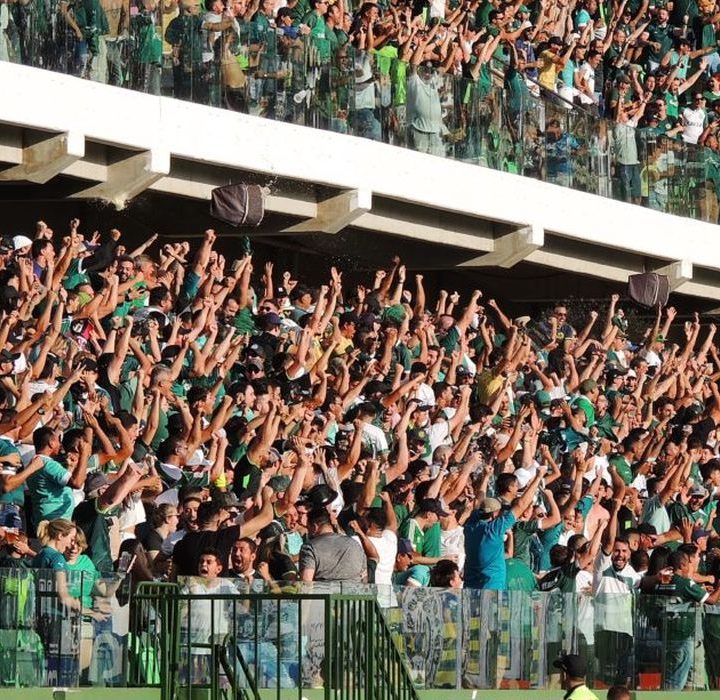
3 569 720 691
518 90 545 180
3 21 720 223
349 49 382 142
0 568 131 688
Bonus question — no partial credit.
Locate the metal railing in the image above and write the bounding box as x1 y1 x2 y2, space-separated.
127 580 420 700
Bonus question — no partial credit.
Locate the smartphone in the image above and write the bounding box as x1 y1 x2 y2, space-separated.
118 552 136 576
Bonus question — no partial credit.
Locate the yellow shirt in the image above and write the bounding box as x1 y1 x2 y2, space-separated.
538 50 559 91
476 369 504 405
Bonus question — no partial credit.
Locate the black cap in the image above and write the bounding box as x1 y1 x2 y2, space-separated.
0 349 19 364
247 344 266 358
297 483 338 509
418 498 449 517
339 311 359 327
553 654 587 678
397 538 414 555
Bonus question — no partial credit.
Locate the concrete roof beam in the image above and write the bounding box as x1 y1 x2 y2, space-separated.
459 224 544 268
656 259 693 293
0 131 84 184
282 188 372 234
75 149 170 210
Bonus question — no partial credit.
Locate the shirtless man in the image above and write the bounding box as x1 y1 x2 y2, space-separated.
98 0 130 84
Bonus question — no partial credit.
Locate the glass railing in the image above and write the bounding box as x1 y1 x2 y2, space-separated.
4 568 720 691
0 567 131 688
2 15 719 225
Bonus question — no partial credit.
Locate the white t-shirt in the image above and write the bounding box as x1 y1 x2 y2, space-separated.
682 106 706 144
577 62 596 104
429 0 445 19
362 423 389 456
368 529 398 586
414 382 436 406
440 525 465 573
182 579 238 651
514 462 539 489
423 420 452 463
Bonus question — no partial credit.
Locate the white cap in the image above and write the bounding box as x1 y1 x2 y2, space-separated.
12 235 32 251
186 449 211 468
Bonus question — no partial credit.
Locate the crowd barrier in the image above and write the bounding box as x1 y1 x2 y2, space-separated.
3 569 720 692
0 567 131 688
0 16 718 223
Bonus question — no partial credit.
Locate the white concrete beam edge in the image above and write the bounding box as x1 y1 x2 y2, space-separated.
0 131 85 184
1 61 718 272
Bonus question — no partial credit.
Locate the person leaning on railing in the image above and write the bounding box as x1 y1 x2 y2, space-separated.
32 519 81 611
164 0 235 103
130 0 165 95
643 549 720 690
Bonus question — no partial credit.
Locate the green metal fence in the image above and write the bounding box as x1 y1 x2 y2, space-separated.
127 581 420 700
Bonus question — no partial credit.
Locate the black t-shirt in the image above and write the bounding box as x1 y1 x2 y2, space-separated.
172 525 241 576
142 529 165 553
232 454 262 499
692 416 715 445
617 505 638 535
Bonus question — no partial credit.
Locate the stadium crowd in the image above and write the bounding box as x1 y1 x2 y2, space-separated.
1 222 720 689
4 0 720 214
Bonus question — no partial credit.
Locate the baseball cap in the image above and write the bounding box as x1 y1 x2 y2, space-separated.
297 483 338 509
0 349 19 364
12 235 32 251
477 497 502 515
689 485 708 498
558 478 574 493
553 654 587 678
85 472 109 497
186 449 211 468
397 538 414 555
535 390 552 408
418 498 449 516
213 491 241 509
268 475 292 492
247 344 266 358
264 312 282 327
